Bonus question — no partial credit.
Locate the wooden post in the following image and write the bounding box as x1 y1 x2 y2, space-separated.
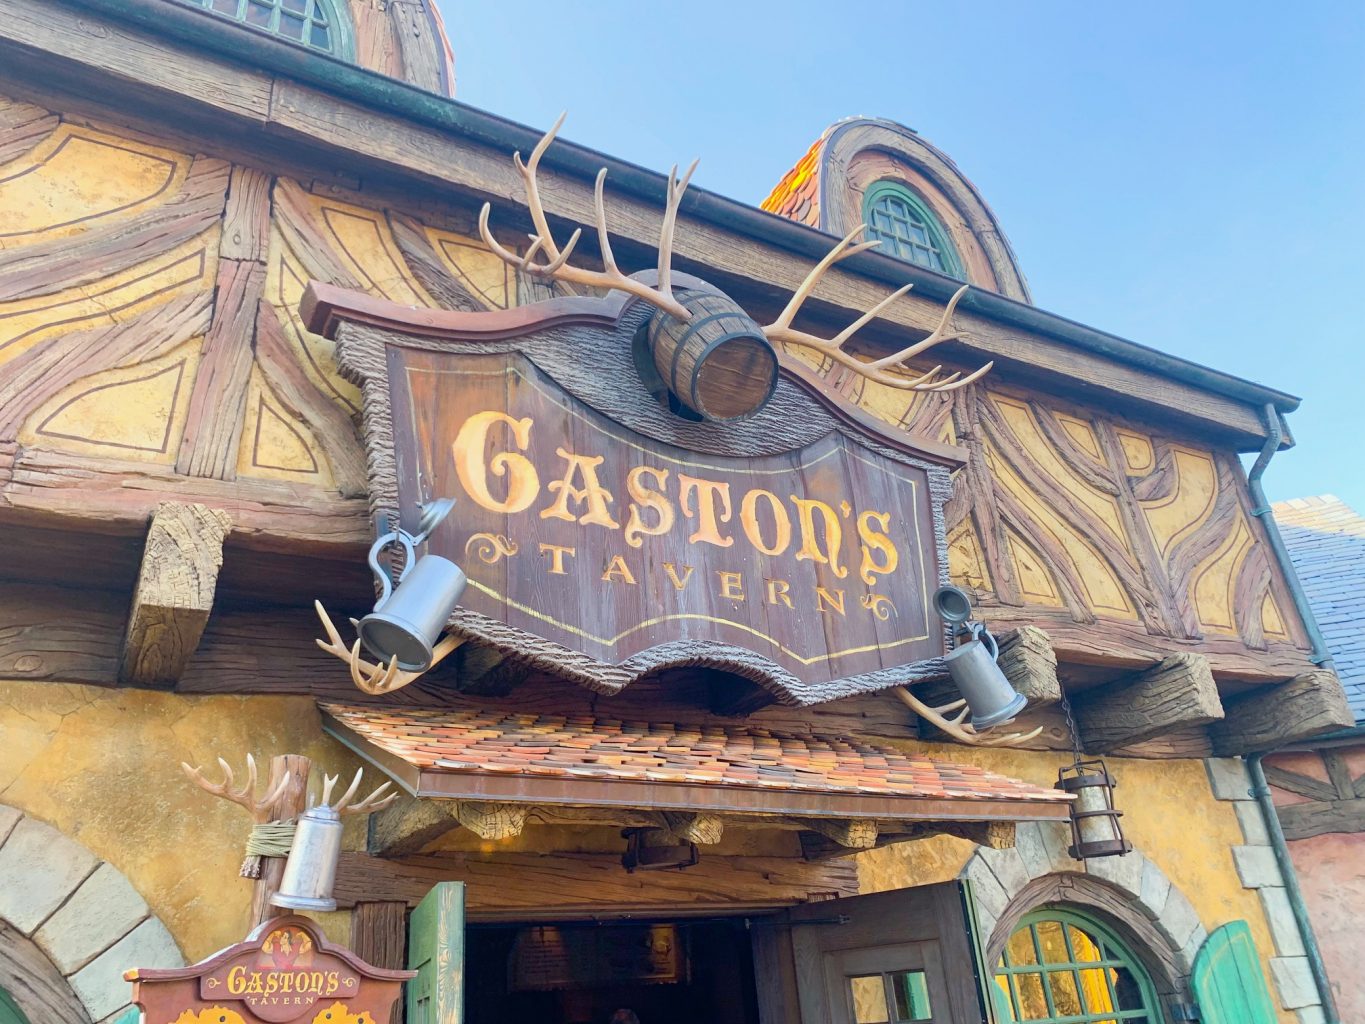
250 754 311 928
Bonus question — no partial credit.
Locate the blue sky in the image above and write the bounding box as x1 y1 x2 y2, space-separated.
442 0 1365 509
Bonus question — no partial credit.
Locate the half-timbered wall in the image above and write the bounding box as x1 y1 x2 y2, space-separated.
0 92 1316 690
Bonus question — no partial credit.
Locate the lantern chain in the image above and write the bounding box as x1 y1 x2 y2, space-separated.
1059 684 1083 765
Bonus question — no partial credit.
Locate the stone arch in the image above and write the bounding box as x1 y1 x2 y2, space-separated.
960 819 1206 1003
818 118 1033 304
0 804 182 1023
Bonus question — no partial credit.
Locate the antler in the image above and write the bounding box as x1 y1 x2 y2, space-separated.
893 687 1043 747
314 600 464 695
180 754 292 818
313 767 397 817
478 112 697 322
763 225 994 392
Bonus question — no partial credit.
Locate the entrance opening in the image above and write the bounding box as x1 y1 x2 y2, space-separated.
466 917 761 1024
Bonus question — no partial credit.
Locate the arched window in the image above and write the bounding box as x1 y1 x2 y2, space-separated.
992 909 1162 1023
0 988 29 1024
862 181 964 279
181 0 353 57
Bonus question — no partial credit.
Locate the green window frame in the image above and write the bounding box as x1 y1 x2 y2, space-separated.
177 0 354 57
992 909 1162 1023
862 181 965 279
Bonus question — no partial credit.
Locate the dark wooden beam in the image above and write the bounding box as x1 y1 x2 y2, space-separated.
118 502 231 687
333 850 859 919
1075 653 1224 751
1277 799 1365 841
1209 671 1353 756
798 820 1015 860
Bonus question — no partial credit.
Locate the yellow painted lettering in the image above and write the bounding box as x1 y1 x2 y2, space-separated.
451 410 540 514
228 966 247 996
538 543 576 575
856 510 900 585
602 554 638 585
791 497 848 578
663 562 695 591
678 474 734 547
541 447 620 528
766 578 794 609
816 586 847 616
740 487 792 556
716 570 745 601
624 466 674 548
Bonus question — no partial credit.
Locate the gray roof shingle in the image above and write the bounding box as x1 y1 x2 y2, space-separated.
1273 495 1365 721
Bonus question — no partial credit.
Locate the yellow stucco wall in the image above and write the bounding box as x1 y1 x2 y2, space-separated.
857 745 1292 1022
0 680 362 962
1 677 1288 1022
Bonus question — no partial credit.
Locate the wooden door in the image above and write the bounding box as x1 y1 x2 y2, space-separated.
1192 921 1278 1024
407 881 465 1024
753 881 990 1024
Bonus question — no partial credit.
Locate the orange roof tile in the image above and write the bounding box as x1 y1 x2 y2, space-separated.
321 704 1070 821
760 135 824 227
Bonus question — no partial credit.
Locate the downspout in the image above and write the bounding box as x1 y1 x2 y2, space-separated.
1244 402 1340 1022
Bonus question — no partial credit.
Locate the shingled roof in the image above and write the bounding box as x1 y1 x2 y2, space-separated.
321 704 1070 823
1273 495 1365 720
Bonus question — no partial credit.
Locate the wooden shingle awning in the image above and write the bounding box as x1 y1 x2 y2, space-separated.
320 704 1071 826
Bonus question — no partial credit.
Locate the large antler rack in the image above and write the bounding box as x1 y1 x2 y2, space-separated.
893 687 1042 747
312 767 398 817
314 600 464 695
763 226 994 393
478 112 698 322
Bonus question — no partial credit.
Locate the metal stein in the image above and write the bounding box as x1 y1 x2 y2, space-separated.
271 804 344 912
357 499 467 672
932 585 1028 731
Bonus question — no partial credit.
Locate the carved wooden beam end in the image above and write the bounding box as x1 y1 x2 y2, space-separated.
660 811 725 845
795 818 878 850
1210 670 1353 756
455 801 529 841
997 626 1061 705
1075 653 1224 752
368 799 460 858
119 502 232 687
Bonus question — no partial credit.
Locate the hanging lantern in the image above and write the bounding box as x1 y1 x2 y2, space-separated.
1056 758 1131 859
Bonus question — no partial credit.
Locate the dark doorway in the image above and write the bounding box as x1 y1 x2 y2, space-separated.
466 918 761 1024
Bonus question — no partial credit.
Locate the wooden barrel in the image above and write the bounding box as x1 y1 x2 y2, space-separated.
647 290 778 421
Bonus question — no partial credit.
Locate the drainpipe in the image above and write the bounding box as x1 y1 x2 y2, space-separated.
1246 403 1334 670
1243 402 1340 1022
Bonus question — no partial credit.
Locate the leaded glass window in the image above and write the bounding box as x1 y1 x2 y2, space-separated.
181 0 345 55
863 182 964 279
993 910 1161 1023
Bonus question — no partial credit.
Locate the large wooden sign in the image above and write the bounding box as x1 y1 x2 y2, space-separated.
125 916 413 1023
316 277 963 703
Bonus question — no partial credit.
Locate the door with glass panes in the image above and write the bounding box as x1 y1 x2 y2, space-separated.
753 881 990 1024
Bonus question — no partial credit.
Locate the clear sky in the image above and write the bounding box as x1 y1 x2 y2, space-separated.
442 0 1365 510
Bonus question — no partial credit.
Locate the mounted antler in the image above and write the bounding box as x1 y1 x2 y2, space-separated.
763 225 994 393
314 600 464 695
313 767 397 816
181 754 292 818
893 687 1042 747
478 112 697 322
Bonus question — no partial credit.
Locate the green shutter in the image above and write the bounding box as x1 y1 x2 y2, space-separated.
1192 921 1278 1024
407 881 465 1024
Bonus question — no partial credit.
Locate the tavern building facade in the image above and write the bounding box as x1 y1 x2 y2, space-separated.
0 2 1352 1024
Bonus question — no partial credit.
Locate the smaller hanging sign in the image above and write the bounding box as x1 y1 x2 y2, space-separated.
124 915 414 1024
